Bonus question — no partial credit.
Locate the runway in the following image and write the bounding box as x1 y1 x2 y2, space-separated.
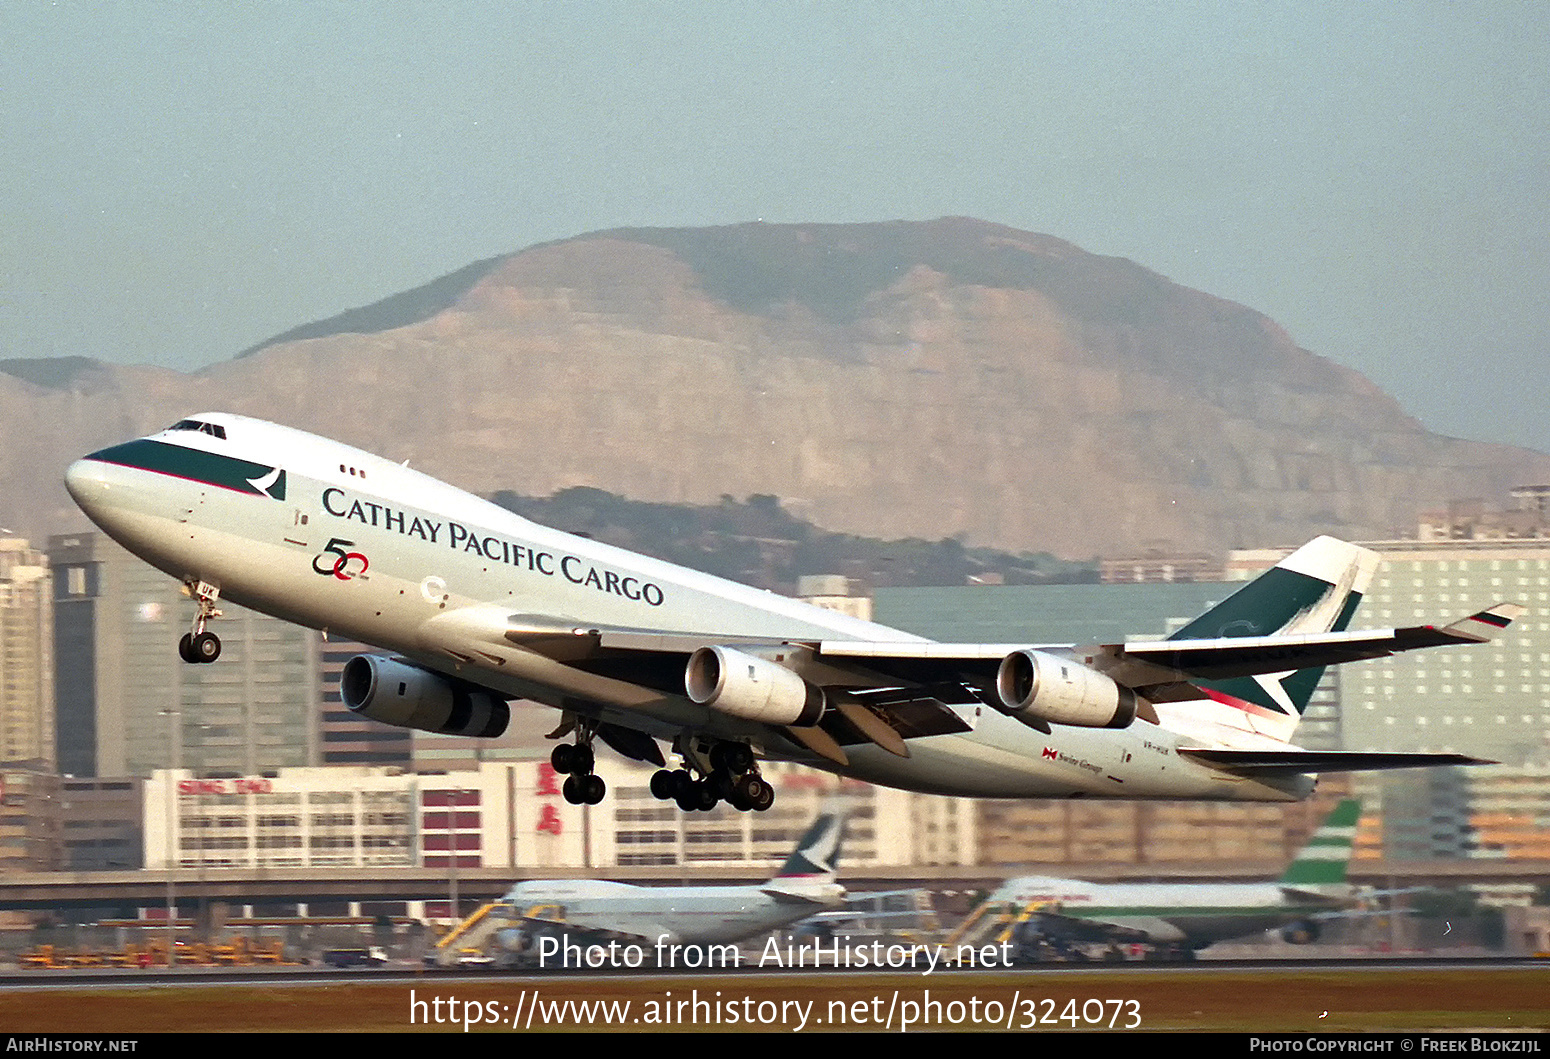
2 960 1545 1032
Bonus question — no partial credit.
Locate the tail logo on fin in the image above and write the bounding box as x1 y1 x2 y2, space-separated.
774 811 846 880
1178 537 1379 719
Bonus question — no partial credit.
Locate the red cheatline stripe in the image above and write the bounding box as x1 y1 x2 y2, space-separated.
1199 686 1284 719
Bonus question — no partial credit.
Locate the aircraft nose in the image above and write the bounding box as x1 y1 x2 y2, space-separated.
64 457 111 517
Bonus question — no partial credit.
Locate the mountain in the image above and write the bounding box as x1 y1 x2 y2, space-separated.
7 217 1547 558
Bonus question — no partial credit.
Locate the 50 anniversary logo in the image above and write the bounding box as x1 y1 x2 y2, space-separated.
313 537 369 580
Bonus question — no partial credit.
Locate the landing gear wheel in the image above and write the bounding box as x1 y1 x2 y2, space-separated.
178 634 195 664
555 726 604 805
675 779 719 812
189 631 221 664
750 780 775 812
551 743 576 774
649 769 677 800
664 736 771 812
733 774 769 809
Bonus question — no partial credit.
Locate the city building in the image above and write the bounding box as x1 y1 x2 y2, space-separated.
1416 488 1550 542
976 797 1353 869
0 539 53 769
58 776 144 871
50 531 322 778
796 574 873 622
1099 550 1222 584
141 761 974 873
0 766 61 872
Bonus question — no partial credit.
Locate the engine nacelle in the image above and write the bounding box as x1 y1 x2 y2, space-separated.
685 645 824 726
995 649 1137 729
340 655 509 738
1280 920 1321 945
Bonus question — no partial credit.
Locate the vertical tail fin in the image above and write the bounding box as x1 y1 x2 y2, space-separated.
1279 799 1362 887
760 804 851 904
771 806 847 883
1172 537 1378 733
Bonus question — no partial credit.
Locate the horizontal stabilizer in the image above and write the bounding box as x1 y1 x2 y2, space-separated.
1106 602 1526 685
1177 748 1494 776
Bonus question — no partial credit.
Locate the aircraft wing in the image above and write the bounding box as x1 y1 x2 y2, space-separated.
1012 906 1166 945
487 603 1524 692
507 910 672 947
421 603 1521 761
1277 885 1362 906
818 604 1527 691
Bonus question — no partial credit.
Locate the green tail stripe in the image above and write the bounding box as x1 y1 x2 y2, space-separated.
1319 800 1363 828
1278 800 1361 885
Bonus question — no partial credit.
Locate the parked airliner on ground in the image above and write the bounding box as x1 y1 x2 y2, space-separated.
65 413 1518 813
489 805 849 964
982 798 1368 960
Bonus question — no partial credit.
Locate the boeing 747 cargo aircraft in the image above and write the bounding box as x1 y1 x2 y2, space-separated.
66 414 1519 813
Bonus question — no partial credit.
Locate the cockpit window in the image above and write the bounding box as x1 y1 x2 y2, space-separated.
168 419 227 440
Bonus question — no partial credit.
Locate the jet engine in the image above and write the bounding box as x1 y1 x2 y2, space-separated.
995 649 1137 729
685 646 825 726
340 655 510 737
1279 920 1321 945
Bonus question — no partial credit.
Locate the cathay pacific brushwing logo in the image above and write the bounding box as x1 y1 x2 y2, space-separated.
247 466 286 500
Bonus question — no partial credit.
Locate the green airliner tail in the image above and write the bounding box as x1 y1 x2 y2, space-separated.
1279 798 1362 887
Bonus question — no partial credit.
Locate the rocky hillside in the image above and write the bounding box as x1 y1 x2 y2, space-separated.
7 217 1547 558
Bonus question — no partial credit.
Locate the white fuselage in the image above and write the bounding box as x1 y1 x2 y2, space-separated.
500 879 838 947
65 414 1312 803
994 875 1353 946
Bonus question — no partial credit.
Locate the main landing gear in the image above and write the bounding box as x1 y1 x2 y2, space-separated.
649 740 775 813
551 727 606 806
177 581 222 664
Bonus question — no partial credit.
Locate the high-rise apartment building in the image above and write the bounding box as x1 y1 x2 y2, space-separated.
50 531 321 777
0 539 53 769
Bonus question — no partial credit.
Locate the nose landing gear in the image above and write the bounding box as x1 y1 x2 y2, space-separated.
177 581 223 664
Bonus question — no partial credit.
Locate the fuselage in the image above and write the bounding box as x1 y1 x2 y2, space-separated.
993 875 1353 946
65 413 1312 803
500 878 837 946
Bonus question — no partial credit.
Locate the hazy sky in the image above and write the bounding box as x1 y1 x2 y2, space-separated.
5 2 1547 452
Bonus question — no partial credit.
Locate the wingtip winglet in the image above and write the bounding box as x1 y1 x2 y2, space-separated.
1445 602 1527 641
